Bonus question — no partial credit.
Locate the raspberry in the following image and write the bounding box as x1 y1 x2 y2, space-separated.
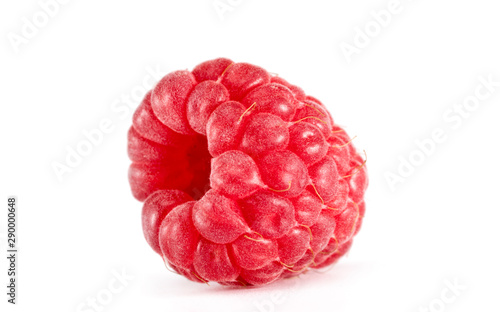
128 58 368 286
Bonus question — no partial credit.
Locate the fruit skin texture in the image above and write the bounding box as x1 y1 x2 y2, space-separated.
128 58 368 286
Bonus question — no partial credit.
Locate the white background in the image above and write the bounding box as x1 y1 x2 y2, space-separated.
1 0 500 311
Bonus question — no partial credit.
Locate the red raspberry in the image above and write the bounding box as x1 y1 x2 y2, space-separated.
128 58 368 286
